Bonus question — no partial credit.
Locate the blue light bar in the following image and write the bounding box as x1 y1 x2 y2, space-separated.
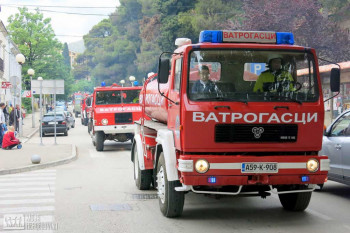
199 30 223 43
276 32 294 45
208 176 217 183
101 81 106 87
301 176 310 182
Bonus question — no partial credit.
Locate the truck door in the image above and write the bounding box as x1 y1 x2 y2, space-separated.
168 58 182 148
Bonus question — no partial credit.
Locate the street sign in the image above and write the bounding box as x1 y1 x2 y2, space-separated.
31 80 65 94
1 82 12 89
21 90 32 98
249 63 266 75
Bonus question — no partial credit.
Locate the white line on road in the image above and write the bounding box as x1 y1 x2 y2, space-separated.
0 174 56 178
0 177 56 182
30 170 56 173
0 199 55 205
0 206 55 214
307 209 333 221
0 182 55 187
0 187 55 193
0 193 55 198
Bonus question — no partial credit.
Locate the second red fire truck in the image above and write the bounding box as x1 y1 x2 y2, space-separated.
132 30 340 217
91 83 143 151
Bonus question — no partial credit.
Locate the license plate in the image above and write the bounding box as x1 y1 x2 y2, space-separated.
241 163 278 173
48 122 58 125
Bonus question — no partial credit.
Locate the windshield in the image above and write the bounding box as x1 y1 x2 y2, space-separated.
188 49 319 103
95 90 141 105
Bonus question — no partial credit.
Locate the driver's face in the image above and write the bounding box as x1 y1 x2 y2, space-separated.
199 70 210 82
271 59 282 71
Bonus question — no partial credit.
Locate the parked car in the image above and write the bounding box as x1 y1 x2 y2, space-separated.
40 112 69 136
320 110 350 186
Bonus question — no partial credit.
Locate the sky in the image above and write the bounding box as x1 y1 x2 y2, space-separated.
0 0 119 43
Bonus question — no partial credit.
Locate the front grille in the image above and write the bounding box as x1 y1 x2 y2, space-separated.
215 124 298 143
115 112 133 124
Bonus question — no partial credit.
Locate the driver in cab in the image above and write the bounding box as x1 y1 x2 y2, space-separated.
253 55 295 93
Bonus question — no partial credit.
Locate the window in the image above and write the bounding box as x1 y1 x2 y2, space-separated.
174 58 182 91
188 49 319 103
331 112 350 136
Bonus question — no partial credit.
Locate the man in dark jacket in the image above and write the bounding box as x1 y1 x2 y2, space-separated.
9 104 20 132
191 65 220 94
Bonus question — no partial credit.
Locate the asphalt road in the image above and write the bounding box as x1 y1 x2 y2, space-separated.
1 115 350 233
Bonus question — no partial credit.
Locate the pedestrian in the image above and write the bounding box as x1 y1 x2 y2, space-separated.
9 104 20 132
2 126 21 150
0 102 6 147
3 104 10 125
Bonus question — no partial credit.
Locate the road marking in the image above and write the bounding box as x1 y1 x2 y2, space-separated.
307 209 333 221
0 177 56 182
0 206 55 214
0 187 55 193
0 174 56 178
0 231 53 233
30 170 56 173
0 193 55 198
0 199 55 205
0 182 55 187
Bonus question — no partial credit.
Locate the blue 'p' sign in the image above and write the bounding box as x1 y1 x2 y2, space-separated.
250 63 266 75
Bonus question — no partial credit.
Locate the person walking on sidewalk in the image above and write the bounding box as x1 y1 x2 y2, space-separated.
9 104 20 132
0 103 6 147
2 126 21 150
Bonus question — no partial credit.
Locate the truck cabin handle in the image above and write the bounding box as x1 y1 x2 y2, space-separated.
214 106 231 110
274 106 289 110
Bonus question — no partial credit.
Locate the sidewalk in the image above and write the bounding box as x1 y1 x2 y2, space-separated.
0 111 77 175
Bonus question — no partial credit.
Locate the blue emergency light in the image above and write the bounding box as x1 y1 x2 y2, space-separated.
199 30 294 45
301 176 310 182
207 176 217 184
101 81 106 87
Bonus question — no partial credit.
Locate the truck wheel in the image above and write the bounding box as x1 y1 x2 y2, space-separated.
88 121 92 133
95 131 104 151
133 142 152 190
84 118 88 126
278 187 312 211
64 130 68 136
157 153 184 218
75 112 78 118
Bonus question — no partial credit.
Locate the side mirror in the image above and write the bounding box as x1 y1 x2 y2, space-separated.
330 68 340 92
158 58 170 84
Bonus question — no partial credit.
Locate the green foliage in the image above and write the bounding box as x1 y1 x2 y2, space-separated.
7 7 74 98
70 79 95 94
62 43 71 70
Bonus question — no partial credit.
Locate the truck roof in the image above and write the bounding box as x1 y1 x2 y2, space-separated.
94 86 142 92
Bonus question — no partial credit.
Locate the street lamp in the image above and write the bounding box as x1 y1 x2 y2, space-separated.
129 76 135 87
27 68 35 128
15 53 25 137
120 80 125 87
38 76 43 145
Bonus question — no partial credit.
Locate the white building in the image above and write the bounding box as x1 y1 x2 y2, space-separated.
0 20 22 106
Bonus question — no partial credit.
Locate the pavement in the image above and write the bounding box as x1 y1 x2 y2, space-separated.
0 110 77 175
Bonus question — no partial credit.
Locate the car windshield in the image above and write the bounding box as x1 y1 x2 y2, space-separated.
43 115 65 121
95 90 141 105
188 49 319 103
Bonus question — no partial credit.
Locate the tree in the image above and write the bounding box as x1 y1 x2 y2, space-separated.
241 0 350 62
7 7 74 99
62 43 71 71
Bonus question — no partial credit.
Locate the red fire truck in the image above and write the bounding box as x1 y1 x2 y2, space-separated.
91 83 143 151
132 30 340 217
81 94 92 126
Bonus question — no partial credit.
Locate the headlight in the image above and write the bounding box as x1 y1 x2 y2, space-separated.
195 159 210 174
101 118 108 125
307 159 319 172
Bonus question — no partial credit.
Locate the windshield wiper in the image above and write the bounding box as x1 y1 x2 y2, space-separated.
269 94 302 105
195 97 248 103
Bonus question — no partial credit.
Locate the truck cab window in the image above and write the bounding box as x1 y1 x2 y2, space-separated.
174 58 182 91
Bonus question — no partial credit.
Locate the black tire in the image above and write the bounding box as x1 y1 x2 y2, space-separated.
88 121 92 133
95 131 104 151
133 142 152 190
40 131 45 137
72 122 75 128
84 118 88 126
64 130 68 136
278 187 312 211
157 153 184 218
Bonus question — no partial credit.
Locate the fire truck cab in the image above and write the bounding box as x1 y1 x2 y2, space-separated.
132 30 340 217
91 84 143 151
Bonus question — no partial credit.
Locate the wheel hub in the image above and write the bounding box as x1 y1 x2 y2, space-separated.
157 166 165 204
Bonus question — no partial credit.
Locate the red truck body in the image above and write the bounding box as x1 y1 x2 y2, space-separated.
91 84 144 151
132 30 335 217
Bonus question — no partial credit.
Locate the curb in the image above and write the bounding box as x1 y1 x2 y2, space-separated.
21 128 39 144
0 144 78 176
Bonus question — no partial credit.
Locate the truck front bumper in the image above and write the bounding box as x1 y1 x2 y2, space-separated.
177 155 329 186
94 124 135 134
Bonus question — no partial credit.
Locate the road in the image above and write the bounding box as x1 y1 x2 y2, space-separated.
1 117 350 233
